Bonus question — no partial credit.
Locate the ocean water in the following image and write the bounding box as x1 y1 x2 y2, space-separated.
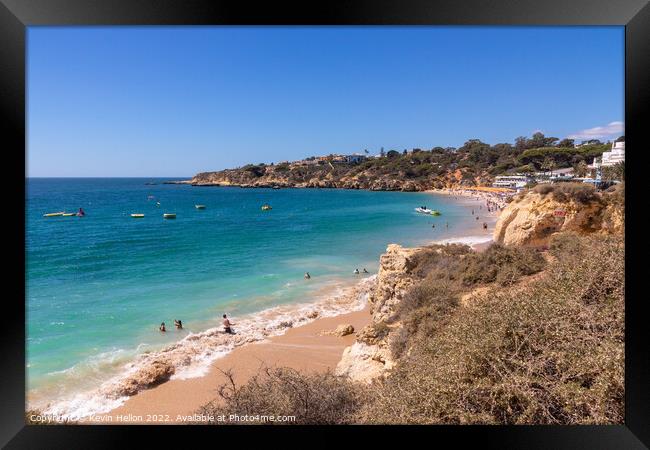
26 178 492 414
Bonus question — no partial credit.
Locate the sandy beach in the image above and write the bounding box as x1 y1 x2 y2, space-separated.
92 306 370 424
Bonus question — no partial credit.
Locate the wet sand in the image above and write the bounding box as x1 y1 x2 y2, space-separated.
97 306 370 424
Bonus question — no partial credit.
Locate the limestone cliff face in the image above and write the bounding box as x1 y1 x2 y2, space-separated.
336 244 420 382
493 186 624 247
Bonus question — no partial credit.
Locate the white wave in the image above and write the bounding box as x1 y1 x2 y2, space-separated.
433 235 493 247
35 275 377 420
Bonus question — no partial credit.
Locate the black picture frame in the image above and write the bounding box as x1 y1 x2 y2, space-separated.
2 0 647 447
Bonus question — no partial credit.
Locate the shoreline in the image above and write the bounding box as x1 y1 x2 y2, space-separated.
32 189 499 422
99 305 372 424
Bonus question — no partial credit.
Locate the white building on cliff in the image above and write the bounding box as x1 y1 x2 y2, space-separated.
589 140 625 170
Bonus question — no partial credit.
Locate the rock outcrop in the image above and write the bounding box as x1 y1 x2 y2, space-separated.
109 359 176 397
184 157 491 192
367 244 421 323
322 324 355 337
494 185 624 247
336 244 421 382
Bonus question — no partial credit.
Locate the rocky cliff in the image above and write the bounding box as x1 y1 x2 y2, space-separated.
493 183 624 247
185 156 492 192
335 244 421 382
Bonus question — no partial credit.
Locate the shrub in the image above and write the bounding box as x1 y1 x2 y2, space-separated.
458 244 546 287
197 367 368 425
533 183 598 204
409 244 472 279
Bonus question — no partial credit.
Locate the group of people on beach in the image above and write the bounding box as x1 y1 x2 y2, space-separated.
445 188 511 211
159 314 236 335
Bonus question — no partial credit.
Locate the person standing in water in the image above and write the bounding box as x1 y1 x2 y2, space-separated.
223 314 234 334
304 272 311 279
159 322 166 332
174 319 183 329
353 268 360 275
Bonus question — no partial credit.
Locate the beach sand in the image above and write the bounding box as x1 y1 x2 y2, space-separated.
98 306 371 424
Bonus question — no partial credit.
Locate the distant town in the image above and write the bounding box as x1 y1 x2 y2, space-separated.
492 140 625 190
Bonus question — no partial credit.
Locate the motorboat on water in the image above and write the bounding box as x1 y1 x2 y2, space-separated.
131 213 145 218
261 204 272 211
163 213 177 219
415 207 441 216
195 204 206 209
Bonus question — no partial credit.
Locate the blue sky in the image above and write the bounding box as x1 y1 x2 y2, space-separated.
27 26 624 177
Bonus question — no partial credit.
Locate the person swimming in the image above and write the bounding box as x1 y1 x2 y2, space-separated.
304 272 311 279
77 207 85 217
223 314 234 334
159 322 166 332
174 319 183 329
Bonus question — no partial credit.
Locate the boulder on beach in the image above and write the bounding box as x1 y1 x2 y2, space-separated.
112 359 176 397
321 324 354 337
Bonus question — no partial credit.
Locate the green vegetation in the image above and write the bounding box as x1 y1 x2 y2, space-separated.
198 232 623 425
198 132 621 189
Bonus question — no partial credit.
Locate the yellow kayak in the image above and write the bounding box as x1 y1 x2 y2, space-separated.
131 213 145 218
43 212 65 217
61 213 76 217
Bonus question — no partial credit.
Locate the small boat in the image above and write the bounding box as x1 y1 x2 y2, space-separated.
261 204 272 211
195 205 206 209
415 207 441 216
131 213 145 218
43 212 65 217
163 213 176 219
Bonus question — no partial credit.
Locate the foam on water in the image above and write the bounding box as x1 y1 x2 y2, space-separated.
35 275 377 419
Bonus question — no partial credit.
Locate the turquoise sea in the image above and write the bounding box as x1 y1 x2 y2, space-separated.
26 178 492 414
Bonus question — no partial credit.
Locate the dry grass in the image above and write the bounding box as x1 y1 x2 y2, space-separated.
362 234 624 424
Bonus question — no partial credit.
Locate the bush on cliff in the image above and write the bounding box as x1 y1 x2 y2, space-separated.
362 234 624 424
458 244 546 287
533 182 599 204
